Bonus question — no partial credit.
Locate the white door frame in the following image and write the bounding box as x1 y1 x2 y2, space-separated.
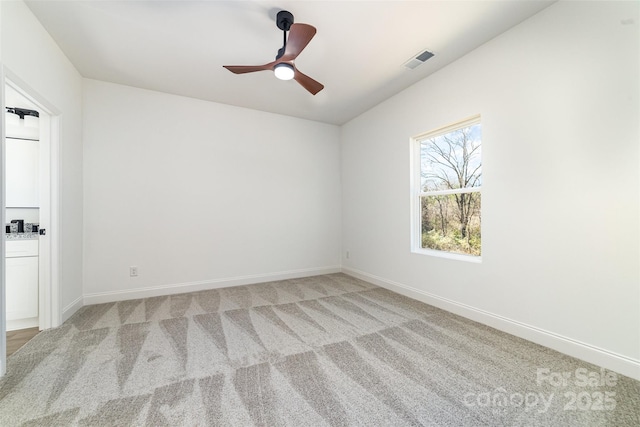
1 69 61 375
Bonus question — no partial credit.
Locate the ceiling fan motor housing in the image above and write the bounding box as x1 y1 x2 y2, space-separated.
276 11 294 31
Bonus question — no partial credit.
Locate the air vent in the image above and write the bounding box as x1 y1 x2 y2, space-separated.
404 49 434 70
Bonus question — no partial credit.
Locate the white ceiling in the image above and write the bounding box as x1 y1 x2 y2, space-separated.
25 0 555 125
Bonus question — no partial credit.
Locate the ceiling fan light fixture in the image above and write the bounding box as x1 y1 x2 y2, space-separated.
274 63 295 81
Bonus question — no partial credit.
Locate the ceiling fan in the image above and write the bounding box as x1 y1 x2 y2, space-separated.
223 11 324 95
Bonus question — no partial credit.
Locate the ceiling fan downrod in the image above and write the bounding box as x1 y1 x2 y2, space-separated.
276 10 294 60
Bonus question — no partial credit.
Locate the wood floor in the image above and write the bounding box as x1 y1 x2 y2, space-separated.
6 327 40 357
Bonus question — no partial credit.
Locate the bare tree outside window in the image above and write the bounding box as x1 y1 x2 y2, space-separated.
417 121 481 256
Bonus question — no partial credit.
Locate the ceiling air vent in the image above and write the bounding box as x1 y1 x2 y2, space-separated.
404 50 434 70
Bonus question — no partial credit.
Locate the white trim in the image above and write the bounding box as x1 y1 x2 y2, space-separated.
48 115 61 327
414 114 481 141
62 296 83 323
409 136 421 254
1 67 7 376
83 266 342 305
412 248 482 263
7 317 38 331
342 267 640 381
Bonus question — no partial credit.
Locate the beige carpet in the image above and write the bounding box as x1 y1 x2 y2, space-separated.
1 273 638 426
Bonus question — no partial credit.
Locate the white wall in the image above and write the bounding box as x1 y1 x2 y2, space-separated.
1 1 84 320
341 1 639 378
83 79 341 300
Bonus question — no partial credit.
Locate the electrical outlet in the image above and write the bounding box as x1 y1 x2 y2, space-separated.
129 266 138 277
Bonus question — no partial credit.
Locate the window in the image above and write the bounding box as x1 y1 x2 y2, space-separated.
412 116 482 259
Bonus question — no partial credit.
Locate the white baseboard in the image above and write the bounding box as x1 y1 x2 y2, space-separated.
342 267 640 381
62 296 83 323
7 317 38 332
83 266 342 305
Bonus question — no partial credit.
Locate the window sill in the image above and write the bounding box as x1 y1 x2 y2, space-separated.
411 248 482 263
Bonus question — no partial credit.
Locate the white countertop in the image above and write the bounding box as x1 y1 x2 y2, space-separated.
5 233 39 240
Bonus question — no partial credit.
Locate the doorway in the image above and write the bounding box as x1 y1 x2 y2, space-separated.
5 84 42 333
2 75 60 372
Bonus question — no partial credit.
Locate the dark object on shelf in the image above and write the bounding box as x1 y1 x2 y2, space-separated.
32 224 39 232
5 225 10 234
11 219 24 233
6 107 39 119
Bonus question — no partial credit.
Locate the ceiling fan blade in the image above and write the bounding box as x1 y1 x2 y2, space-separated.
223 63 275 74
293 68 324 95
281 23 316 61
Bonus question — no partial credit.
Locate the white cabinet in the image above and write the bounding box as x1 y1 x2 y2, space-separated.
6 137 39 207
6 240 39 323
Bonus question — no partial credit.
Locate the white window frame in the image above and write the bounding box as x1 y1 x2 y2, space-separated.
410 115 482 262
